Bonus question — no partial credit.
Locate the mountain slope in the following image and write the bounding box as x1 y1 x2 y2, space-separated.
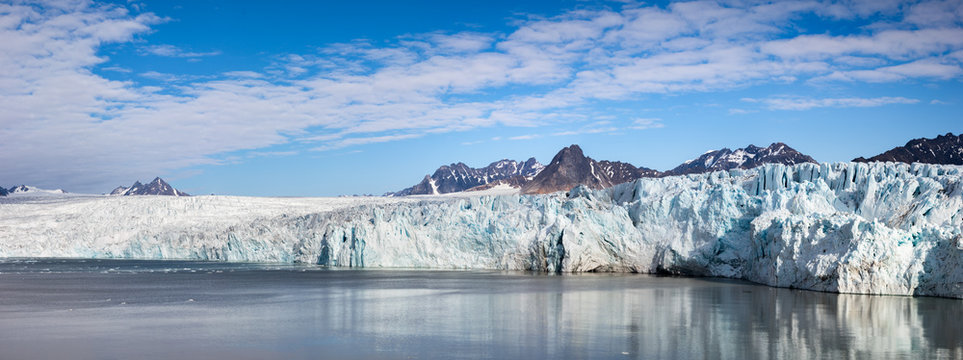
853 133 963 165
392 158 543 196
5 185 67 196
520 145 660 194
114 177 189 196
666 142 816 176
396 142 817 196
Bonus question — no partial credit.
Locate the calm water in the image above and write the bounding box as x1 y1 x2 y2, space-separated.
0 259 960 359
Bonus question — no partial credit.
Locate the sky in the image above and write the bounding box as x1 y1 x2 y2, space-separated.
1 0 962 196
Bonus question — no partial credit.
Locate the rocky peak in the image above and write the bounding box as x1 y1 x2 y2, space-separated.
549 145 588 166
667 142 816 176
520 145 655 194
390 157 545 196
853 133 963 165
113 178 188 196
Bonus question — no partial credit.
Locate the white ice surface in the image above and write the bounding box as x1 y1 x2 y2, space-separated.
1 162 961 298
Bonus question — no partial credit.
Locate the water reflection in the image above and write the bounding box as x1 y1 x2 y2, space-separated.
0 260 959 359
269 274 963 359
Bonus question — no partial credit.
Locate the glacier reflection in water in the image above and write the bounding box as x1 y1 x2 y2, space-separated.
0 259 959 359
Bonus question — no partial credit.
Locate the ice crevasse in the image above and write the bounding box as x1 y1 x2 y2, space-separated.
0 162 961 298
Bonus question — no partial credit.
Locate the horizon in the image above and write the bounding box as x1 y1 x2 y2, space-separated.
4 135 959 196
2 0 962 196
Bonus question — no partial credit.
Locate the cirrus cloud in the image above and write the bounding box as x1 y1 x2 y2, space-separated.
742 96 920 110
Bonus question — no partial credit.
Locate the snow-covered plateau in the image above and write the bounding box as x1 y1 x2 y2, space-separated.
1 162 961 298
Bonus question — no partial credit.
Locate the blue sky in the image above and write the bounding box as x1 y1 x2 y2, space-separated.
1 0 961 196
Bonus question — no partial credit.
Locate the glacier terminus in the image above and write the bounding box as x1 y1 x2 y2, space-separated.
1 162 961 298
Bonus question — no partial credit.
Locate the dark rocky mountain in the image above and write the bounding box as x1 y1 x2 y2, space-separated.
465 174 533 192
392 158 544 196
393 142 818 196
520 145 660 195
665 142 816 176
114 177 189 196
598 160 661 183
0 186 7 196
853 133 963 165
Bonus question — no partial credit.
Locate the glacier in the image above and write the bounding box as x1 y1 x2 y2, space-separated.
0 162 961 298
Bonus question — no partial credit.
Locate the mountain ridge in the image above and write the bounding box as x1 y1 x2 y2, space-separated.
2 185 67 196
520 145 661 194
396 142 817 196
853 133 963 165
390 158 544 196
112 177 189 196
665 142 817 176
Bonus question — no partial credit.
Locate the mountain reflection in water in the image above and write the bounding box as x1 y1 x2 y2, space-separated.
0 259 959 359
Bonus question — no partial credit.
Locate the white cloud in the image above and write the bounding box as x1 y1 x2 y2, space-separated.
101 66 131 73
142 44 220 58
903 0 963 27
744 96 920 110
728 108 756 115
760 29 963 61
247 151 297 158
552 126 619 136
313 134 423 150
631 118 665 130
223 71 263 78
1 0 961 192
139 70 205 82
509 134 541 140
429 33 494 53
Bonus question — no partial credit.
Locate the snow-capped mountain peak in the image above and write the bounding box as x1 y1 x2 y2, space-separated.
4 185 67 196
666 142 815 176
391 157 544 196
111 177 189 196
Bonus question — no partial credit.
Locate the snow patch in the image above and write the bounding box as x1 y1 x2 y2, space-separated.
6 185 68 197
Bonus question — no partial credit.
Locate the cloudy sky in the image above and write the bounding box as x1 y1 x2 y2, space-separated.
1 0 961 196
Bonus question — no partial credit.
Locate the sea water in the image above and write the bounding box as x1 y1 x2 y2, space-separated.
0 259 959 359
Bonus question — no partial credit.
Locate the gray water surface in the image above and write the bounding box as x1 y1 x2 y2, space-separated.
0 259 959 359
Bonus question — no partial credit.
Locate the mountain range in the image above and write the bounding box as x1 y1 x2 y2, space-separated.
0 185 67 197
2 133 960 197
0 178 187 197
111 177 189 196
664 142 816 176
853 133 963 165
395 142 815 195
390 158 544 196
394 133 962 196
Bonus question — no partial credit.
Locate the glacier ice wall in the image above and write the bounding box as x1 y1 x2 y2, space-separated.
0 162 961 298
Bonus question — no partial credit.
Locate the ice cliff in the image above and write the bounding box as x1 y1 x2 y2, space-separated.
0 162 961 298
